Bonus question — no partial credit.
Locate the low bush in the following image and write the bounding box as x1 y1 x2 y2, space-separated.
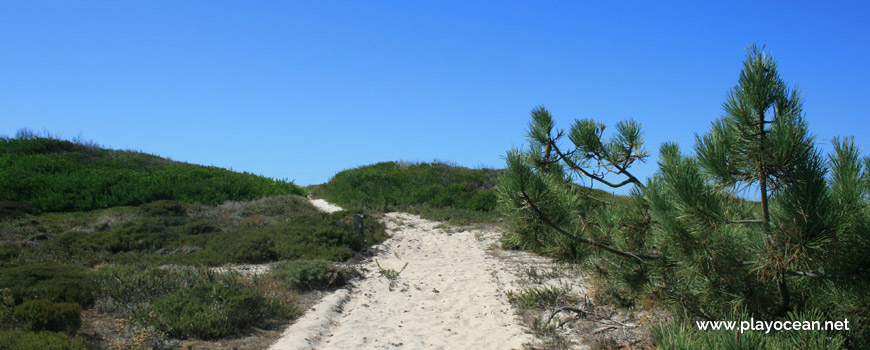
0 263 94 307
0 288 13 327
138 277 292 339
140 200 187 217
179 221 220 235
13 299 81 334
0 330 87 350
0 200 39 221
95 265 296 339
273 259 358 290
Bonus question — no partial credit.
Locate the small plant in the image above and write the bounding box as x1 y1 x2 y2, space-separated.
375 259 408 280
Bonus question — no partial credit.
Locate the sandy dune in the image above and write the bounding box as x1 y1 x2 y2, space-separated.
270 201 532 349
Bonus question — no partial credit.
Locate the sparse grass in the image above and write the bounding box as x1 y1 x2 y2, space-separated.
506 285 577 310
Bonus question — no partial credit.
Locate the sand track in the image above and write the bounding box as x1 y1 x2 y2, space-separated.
269 202 531 349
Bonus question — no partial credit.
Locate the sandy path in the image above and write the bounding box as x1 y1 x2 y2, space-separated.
270 202 532 349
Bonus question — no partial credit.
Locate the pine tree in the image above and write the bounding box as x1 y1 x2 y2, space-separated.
498 45 870 341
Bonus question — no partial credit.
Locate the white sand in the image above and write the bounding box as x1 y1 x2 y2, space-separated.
309 198 344 213
269 205 532 350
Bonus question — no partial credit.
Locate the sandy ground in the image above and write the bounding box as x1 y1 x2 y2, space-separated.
309 198 344 213
269 201 533 349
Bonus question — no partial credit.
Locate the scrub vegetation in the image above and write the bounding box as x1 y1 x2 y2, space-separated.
0 134 385 349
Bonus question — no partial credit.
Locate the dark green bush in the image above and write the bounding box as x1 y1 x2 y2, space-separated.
0 263 94 307
140 200 187 217
13 299 81 334
0 330 87 350
273 259 358 290
0 245 19 261
180 221 220 235
138 279 292 339
80 218 178 254
0 201 39 221
0 288 13 328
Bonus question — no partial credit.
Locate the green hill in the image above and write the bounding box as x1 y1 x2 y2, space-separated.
317 161 499 210
312 161 501 224
0 135 304 213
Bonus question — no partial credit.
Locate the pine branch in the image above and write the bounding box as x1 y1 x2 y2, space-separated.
727 219 764 224
548 141 643 189
518 187 657 263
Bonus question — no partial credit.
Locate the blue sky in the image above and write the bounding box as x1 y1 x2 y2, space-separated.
2 1 868 194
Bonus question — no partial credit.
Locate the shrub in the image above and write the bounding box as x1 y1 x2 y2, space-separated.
138 279 292 339
0 263 94 307
0 330 87 350
0 201 39 221
0 245 19 261
0 288 13 328
78 216 188 256
140 200 187 217
13 299 81 334
273 260 358 290
179 221 220 235
92 265 187 316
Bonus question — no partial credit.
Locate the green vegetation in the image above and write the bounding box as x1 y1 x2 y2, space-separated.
316 161 501 225
0 132 305 213
127 268 293 339
0 194 386 345
272 259 359 290
506 285 576 310
13 299 81 334
0 263 94 307
0 132 388 346
375 259 408 280
3 195 385 267
0 330 87 350
498 45 870 348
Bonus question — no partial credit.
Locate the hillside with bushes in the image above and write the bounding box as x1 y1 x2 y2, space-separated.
0 133 385 349
0 132 305 214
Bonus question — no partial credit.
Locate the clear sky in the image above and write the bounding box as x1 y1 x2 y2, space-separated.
2 1 868 194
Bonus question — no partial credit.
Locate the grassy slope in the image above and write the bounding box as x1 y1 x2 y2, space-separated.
0 136 305 213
